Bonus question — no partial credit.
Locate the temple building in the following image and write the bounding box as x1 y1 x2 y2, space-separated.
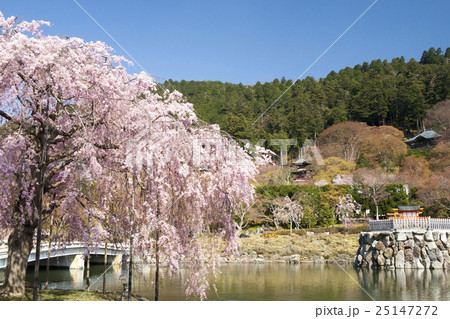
291 158 311 180
404 130 441 150
386 205 423 219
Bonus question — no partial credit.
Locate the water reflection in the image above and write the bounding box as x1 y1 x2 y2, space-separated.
355 267 450 301
1 264 449 300
69 268 84 286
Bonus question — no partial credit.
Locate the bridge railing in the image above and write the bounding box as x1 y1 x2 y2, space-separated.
0 242 129 269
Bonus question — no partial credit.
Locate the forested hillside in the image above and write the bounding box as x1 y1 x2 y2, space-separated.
168 47 450 145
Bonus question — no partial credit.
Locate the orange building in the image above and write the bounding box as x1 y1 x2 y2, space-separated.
387 205 423 219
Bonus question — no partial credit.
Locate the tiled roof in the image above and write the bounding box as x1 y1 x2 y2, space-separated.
398 205 421 211
404 130 441 143
293 158 311 165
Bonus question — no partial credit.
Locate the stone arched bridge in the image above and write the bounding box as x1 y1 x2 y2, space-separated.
0 242 127 269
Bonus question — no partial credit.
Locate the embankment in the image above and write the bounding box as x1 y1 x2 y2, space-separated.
354 230 450 269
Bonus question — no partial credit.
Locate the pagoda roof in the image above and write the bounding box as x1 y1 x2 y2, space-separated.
293 158 311 166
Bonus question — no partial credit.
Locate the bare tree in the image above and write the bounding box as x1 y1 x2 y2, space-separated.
317 122 368 162
424 99 450 134
353 168 393 220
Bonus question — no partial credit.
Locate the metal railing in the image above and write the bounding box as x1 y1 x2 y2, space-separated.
0 242 128 269
369 217 450 231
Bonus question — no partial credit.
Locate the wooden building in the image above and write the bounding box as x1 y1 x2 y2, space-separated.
404 130 441 150
387 205 423 219
291 158 311 180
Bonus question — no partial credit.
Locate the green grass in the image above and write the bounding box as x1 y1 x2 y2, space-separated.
0 289 134 301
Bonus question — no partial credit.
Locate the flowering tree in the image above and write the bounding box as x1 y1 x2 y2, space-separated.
0 12 264 299
0 13 135 296
124 119 265 299
272 196 303 235
335 194 361 219
332 174 354 185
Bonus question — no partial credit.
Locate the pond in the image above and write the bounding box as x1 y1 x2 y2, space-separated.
1 263 450 301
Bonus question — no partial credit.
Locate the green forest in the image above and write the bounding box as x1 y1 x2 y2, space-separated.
168 47 450 145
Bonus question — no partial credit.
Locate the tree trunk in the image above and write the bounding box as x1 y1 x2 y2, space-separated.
128 174 136 301
45 215 53 289
290 219 292 236
127 236 133 301
155 190 160 301
86 254 90 290
155 230 160 301
0 223 35 296
103 242 107 294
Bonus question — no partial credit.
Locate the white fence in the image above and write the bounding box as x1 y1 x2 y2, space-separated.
369 217 450 231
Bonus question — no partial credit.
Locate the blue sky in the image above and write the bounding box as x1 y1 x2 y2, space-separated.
1 0 449 84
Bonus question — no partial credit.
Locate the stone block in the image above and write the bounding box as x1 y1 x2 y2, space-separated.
373 250 379 259
422 257 431 269
431 260 443 269
389 232 395 242
405 232 413 239
413 233 424 242
436 240 445 251
398 242 405 250
436 249 443 262
421 248 428 259
381 235 390 247
427 241 437 250
371 240 378 248
377 255 385 266
404 249 414 262
365 251 373 263
363 232 374 245
413 246 421 258
404 239 415 249
384 247 394 259
394 250 405 268
375 241 386 251
428 250 437 262
413 258 424 269
396 232 407 241
425 231 433 242
440 233 448 247
404 261 412 269
432 231 440 241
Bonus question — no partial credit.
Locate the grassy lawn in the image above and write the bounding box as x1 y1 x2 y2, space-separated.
238 232 360 260
0 289 135 301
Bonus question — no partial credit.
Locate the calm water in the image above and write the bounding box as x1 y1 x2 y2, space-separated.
1 263 449 300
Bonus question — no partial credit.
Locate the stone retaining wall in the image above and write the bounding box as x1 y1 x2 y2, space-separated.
354 230 450 269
